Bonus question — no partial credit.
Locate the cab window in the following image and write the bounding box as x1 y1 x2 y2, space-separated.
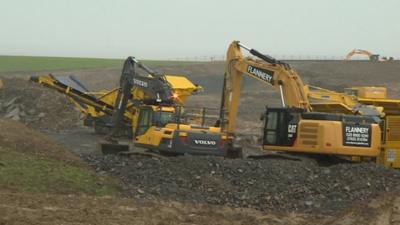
153 111 174 127
137 109 152 136
265 111 279 144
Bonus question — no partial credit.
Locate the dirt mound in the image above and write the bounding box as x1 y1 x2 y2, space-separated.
86 154 400 215
0 119 82 166
0 78 81 131
0 191 315 225
2 189 400 225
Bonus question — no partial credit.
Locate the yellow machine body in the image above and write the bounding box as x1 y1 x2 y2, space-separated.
306 85 400 168
345 86 387 99
125 104 226 155
263 118 381 157
378 115 400 168
133 105 223 148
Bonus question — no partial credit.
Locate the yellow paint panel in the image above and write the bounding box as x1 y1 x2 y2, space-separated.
165 75 197 90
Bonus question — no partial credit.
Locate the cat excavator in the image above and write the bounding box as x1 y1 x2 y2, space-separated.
32 57 227 156
221 41 382 157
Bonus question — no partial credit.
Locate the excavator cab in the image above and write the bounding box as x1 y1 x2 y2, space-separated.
133 106 175 145
132 105 227 156
262 107 382 157
263 107 303 147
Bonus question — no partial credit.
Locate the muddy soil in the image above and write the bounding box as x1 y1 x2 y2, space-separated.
2 191 400 225
0 191 317 225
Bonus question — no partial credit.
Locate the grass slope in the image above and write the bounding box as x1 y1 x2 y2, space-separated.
0 119 120 196
0 149 120 196
0 55 199 73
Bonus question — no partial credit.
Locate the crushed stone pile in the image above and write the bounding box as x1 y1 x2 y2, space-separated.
0 78 81 131
86 154 400 215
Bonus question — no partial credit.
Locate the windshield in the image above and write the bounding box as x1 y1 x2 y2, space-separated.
153 111 175 127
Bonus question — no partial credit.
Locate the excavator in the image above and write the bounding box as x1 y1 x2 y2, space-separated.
221 41 382 157
345 49 394 62
305 85 400 168
32 57 228 156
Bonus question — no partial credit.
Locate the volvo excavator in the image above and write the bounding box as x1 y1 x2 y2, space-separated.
221 41 382 157
32 57 228 156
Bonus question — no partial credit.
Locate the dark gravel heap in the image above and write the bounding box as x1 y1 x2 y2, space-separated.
0 78 81 130
86 154 400 215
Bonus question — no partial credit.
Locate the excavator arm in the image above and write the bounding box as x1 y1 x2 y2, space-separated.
221 41 311 134
109 57 175 139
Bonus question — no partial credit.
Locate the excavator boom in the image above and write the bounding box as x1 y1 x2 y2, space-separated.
222 41 311 134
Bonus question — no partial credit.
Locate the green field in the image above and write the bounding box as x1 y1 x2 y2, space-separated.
0 55 199 73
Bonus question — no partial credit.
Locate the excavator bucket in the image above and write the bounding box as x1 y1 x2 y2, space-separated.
99 142 129 155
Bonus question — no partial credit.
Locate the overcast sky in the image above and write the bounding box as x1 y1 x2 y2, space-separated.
0 0 399 59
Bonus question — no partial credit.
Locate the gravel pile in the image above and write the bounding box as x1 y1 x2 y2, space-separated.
0 78 81 130
85 154 400 214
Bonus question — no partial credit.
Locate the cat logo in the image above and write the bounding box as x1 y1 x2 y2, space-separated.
288 124 297 133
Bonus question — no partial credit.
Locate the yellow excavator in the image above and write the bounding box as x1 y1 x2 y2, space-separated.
32 57 228 156
305 85 400 168
345 49 394 62
221 41 382 157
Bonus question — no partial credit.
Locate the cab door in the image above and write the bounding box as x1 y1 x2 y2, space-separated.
263 108 300 146
135 107 153 145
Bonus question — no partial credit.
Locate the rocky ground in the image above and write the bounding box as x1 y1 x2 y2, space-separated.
85 154 400 215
